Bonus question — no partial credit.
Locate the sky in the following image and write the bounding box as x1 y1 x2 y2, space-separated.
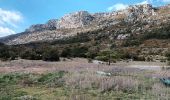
0 0 169 37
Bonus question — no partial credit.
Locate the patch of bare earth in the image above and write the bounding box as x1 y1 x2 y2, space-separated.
0 58 114 74
0 58 169 79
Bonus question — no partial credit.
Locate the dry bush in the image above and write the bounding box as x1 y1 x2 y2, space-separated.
152 83 170 99
63 72 139 93
100 76 139 93
63 72 102 89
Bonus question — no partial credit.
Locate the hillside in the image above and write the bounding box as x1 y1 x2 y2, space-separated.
0 4 169 45
0 4 170 62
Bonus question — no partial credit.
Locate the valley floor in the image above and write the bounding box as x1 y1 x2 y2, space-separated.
0 58 170 100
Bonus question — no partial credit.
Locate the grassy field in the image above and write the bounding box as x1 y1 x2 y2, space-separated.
0 58 170 100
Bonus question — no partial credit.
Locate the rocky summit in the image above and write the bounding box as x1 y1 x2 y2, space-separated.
0 4 170 45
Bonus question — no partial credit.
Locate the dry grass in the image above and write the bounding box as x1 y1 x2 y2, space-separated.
0 58 170 99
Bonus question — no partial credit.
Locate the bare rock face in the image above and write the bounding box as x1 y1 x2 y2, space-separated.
26 19 59 32
46 19 59 29
57 11 94 29
25 4 156 32
26 11 94 32
25 24 46 32
123 4 156 22
1 4 170 45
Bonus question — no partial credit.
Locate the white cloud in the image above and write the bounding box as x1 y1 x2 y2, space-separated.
108 3 129 11
0 8 23 37
0 26 15 37
0 8 23 27
108 0 155 11
137 0 149 5
136 0 153 5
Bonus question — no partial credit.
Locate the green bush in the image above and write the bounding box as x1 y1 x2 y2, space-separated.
38 71 66 87
95 50 119 63
0 73 22 85
70 47 88 58
20 49 42 60
166 52 170 60
61 48 71 57
165 52 170 65
142 24 170 40
86 51 98 59
38 71 65 83
95 56 108 62
0 44 18 61
0 47 11 61
42 49 60 61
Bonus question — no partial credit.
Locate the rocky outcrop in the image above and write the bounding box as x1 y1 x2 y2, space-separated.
25 4 156 33
57 11 94 29
1 4 170 45
26 11 94 32
123 4 156 22
25 19 59 32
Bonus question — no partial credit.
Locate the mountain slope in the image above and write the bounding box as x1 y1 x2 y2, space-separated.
0 4 170 45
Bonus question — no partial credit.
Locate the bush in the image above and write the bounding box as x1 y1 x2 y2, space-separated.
0 73 24 85
42 49 60 61
86 51 97 59
38 71 66 87
95 50 119 63
165 52 170 65
166 52 170 61
142 24 170 40
95 56 108 62
61 48 71 57
20 50 42 60
70 47 88 58
123 39 142 47
0 44 18 61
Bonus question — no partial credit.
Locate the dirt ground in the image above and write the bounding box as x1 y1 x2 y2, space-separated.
0 58 111 74
0 58 169 78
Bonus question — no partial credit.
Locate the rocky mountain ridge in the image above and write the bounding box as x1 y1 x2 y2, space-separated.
25 4 157 32
1 4 170 45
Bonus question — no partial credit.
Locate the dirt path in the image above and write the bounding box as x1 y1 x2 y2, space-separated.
113 61 169 71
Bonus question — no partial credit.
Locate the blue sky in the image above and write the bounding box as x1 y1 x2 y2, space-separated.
0 0 169 37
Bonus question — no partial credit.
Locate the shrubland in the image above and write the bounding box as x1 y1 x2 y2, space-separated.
0 69 169 100
0 23 170 62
